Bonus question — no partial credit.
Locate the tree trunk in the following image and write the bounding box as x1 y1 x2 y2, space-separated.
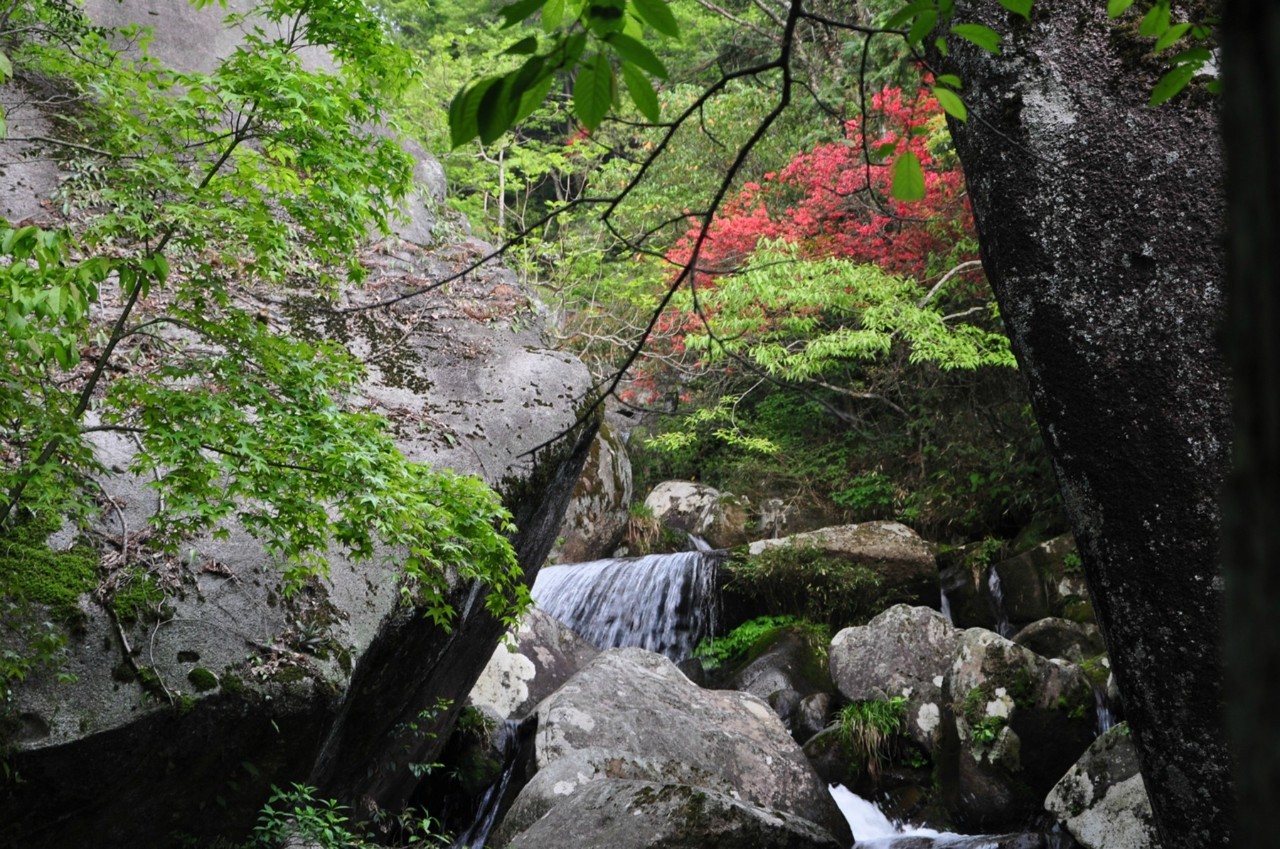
1223 0 1280 842
939 1 1233 845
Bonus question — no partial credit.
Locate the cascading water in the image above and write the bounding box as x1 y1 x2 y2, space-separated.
986 568 1015 638
530 546 721 661
448 717 535 849
1093 682 1118 736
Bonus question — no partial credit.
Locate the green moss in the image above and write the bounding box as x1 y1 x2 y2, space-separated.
220 672 245 695
270 665 307 684
0 514 98 622
187 667 218 692
723 545 887 628
111 571 165 626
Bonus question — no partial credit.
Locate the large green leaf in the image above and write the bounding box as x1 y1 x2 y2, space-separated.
621 62 660 122
891 151 926 201
573 51 614 130
607 32 668 78
951 23 1002 53
1149 65 1194 106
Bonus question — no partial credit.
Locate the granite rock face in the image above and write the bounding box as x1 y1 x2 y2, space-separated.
0 3 596 846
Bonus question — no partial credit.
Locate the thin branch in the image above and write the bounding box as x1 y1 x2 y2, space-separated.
919 260 984 307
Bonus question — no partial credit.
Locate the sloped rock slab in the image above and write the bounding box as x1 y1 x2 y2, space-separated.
470 607 601 720
504 780 843 849
1045 724 1157 849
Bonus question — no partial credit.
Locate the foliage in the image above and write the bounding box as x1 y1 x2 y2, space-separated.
834 696 908 780
1 0 529 630
723 545 888 629
692 614 829 672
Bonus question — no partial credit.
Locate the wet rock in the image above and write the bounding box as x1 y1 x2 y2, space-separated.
829 605 960 752
1045 724 1157 849
794 693 832 744
729 627 833 702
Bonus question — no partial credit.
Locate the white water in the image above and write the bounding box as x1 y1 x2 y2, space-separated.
531 549 720 661
986 569 1015 638
828 785 1013 849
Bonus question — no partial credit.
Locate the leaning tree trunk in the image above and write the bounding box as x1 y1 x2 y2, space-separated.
939 1 1233 846
1223 0 1280 842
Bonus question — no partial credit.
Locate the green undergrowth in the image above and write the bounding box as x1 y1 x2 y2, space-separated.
0 513 98 623
835 696 910 779
694 615 830 674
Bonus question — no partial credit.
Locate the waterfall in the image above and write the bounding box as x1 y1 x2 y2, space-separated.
449 717 534 849
986 568 1014 638
531 548 720 662
1093 682 1118 736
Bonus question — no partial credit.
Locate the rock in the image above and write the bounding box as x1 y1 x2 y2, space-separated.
770 688 804 727
758 498 793 539
551 420 634 564
643 481 750 548
504 780 844 849
1013 618 1106 663
936 545 997 630
829 605 961 752
794 693 832 744
729 627 833 703
1045 724 1157 849
469 608 601 720
529 647 850 842
941 628 1097 830
984 535 1095 633
746 523 940 621
0 6 598 846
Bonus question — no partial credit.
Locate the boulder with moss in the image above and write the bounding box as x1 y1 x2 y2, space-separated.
550 419 634 564
1044 723 1157 849
642 480 750 548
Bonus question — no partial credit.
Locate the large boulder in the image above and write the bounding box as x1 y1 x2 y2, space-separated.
1045 724 1157 849
469 607 600 721
743 523 939 625
551 420 634 564
510 647 850 843
504 780 844 849
643 481 750 548
941 628 1097 830
829 605 961 753
0 5 597 845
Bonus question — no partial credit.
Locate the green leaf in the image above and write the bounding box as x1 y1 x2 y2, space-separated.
933 86 967 121
951 23 1002 53
935 35 949 57
449 77 502 148
0 51 12 82
874 141 899 158
1171 46 1211 66
630 0 679 37
621 63 660 122
586 0 626 35
908 9 938 45
607 33 668 78
1148 64 1194 106
891 151 926 201
514 73 555 123
1139 1 1170 37
887 0 931 30
1107 0 1134 17
1153 22 1191 53
573 52 614 130
499 0 546 28
935 73 962 89
542 0 565 30
997 0 1032 20
504 36 539 55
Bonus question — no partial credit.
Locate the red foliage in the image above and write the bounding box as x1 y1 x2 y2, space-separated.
624 85 980 404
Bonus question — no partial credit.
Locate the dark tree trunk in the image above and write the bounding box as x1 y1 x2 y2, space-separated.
940 1 1233 845
1223 0 1280 841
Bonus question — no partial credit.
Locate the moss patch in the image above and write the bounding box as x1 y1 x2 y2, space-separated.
0 514 98 622
723 545 887 628
187 667 218 692
111 571 165 625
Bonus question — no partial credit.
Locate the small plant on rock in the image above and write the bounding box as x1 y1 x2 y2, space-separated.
834 696 908 781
